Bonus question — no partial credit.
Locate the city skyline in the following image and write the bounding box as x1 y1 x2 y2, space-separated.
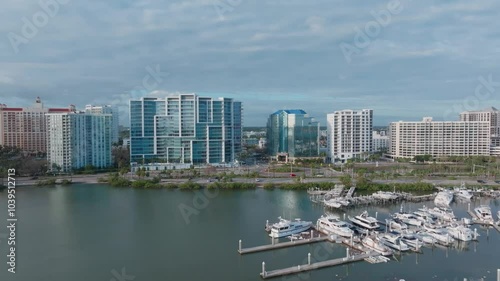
2 1 500 126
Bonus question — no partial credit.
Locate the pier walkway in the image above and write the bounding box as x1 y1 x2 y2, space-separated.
238 235 328 255
260 251 379 279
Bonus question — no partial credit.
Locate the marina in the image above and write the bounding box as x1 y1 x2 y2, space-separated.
239 186 500 279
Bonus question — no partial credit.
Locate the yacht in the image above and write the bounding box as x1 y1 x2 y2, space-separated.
348 211 380 230
424 207 455 222
269 217 313 238
361 236 392 255
372 191 399 200
446 224 473 242
474 205 494 224
377 234 410 251
316 215 354 237
413 210 437 224
324 198 342 209
434 190 454 206
393 212 422 227
454 187 473 201
386 219 408 233
423 225 454 245
400 233 422 249
415 232 438 245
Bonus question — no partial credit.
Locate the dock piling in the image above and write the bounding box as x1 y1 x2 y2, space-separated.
375 212 378 219
346 248 350 259
239 240 242 252
497 268 499 281
262 262 266 277
308 253 311 265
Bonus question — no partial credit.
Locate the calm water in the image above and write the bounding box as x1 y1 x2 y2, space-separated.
0 184 499 281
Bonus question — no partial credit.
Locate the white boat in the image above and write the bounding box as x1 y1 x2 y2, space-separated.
497 210 500 221
269 217 313 238
434 190 454 206
377 234 410 251
393 212 422 227
348 211 380 230
386 219 408 233
372 191 399 200
361 237 392 255
324 198 342 209
415 232 438 245
474 205 494 224
413 210 437 224
424 207 455 222
423 225 454 245
400 233 422 249
446 224 473 242
454 188 473 201
316 215 354 238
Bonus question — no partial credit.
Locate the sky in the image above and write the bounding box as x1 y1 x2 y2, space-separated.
1 0 499 126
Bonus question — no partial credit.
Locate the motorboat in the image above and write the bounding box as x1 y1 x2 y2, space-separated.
324 198 342 209
446 224 473 242
434 190 454 207
348 211 380 230
269 217 313 238
361 236 392 255
377 234 410 251
415 232 438 245
454 187 473 201
316 215 354 237
474 205 494 224
393 212 422 227
423 225 454 245
400 233 422 249
413 210 437 224
423 206 455 222
386 219 408 233
372 191 399 200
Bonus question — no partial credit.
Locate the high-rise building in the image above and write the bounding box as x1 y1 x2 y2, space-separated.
372 131 389 152
85 104 119 144
129 94 242 165
388 117 491 159
327 109 373 163
266 109 320 159
460 107 500 156
47 111 113 172
0 97 71 153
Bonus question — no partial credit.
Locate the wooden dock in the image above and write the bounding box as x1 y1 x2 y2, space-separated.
238 236 328 255
260 251 379 279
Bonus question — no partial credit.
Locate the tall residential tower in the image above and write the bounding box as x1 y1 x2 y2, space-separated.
129 94 242 165
327 109 373 163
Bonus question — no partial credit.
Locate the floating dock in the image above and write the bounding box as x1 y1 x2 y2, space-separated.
238 230 328 255
260 251 379 279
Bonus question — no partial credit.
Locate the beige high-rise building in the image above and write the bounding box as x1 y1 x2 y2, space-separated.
389 117 491 159
460 107 500 156
0 97 71 153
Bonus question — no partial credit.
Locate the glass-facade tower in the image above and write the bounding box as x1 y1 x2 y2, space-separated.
266 109 320 157
130 94 242 164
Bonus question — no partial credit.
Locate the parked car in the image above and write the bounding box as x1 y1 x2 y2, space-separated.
477 180 487 184
494 180 500 184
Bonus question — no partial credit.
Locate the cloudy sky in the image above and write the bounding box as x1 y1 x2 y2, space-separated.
1 0 499 126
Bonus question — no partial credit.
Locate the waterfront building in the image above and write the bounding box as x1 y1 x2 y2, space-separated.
47 111 113 172
0 97 71 153
266 109 320 160
85 104 119 144
129 94 242 165
460 107 500 156
327 109 373 163
388 117 491 159
372 131 389 152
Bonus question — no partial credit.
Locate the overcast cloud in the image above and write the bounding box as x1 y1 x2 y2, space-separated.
1 0 499 126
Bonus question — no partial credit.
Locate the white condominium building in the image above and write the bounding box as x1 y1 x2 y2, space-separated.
372 131 389 152
460 107 500 156
388 117 491 159
47 112 113 172
327 109 373 163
